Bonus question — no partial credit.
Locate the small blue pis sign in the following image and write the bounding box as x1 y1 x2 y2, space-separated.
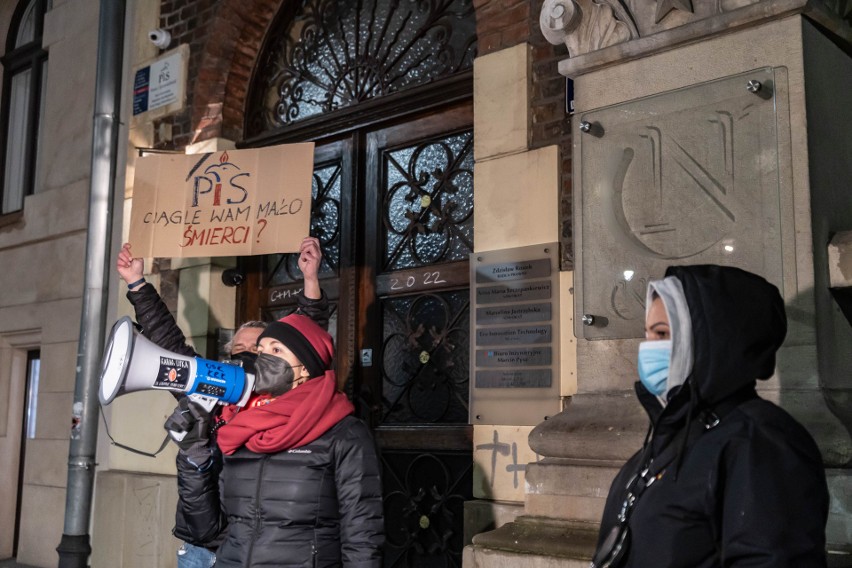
133 67 150 116
132 47 185 117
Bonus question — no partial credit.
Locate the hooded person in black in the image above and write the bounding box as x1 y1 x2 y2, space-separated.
591 265 829 568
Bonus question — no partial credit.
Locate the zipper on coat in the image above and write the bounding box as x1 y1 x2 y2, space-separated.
244 456 268 567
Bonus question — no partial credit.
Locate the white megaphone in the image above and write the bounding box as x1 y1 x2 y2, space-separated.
99 317 256 439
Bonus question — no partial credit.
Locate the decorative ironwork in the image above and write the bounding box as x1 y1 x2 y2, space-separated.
248 0 477 136
381 292 469 424
383 131 474 272
382 451 472 568
266 160 342 286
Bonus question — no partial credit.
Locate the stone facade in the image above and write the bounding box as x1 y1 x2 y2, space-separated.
0 0 100 565
1 0 849 567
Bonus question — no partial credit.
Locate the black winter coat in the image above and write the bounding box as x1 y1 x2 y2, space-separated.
176 415 384 568
126 283 342 554
595 265 828 568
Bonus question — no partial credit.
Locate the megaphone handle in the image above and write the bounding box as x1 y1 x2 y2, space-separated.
188 393 219 413
167 394 219 443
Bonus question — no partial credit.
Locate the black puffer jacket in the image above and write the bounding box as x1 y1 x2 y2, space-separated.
176 414 384 567
126 283 335 552
595 265 828 567
127 283 198 358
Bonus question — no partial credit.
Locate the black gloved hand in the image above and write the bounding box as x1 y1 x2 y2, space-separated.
164 396 212 451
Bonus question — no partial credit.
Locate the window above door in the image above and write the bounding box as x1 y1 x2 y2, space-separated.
244 0 477 140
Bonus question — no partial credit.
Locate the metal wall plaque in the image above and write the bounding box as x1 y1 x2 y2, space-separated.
475 258 552 283
476 347 552 368
475 303 552 325
476 281 552 304
470 243 562 426
476 369 552 388
476 325 552 346
131 45 189 120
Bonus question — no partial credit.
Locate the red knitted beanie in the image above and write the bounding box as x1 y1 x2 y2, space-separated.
258 314 334 377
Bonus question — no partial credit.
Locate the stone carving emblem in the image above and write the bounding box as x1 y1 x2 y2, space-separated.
539 0 639 57
540 0 852 57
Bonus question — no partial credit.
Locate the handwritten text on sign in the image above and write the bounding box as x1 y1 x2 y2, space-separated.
129 143 315 258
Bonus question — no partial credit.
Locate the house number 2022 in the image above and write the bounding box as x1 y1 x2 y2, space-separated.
390 271 446 290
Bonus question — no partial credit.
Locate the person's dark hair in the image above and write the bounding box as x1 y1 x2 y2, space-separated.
223 320 267 354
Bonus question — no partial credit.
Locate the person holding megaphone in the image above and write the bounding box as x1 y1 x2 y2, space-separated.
171 313 384 568
114 237 385 567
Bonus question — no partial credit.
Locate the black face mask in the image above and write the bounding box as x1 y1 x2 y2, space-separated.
225 351 258 375
253 353 298 397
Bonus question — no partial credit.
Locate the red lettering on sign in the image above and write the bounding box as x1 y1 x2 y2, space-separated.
180 225 252 248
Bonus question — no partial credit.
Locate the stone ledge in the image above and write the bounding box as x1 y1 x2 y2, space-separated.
471 515 598 560
464 545 590 568
529 392 647 461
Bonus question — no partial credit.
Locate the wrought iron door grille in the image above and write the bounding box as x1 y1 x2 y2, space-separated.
247 0 476 135
382 131 474 272
381 291 470 424
382 450 473 568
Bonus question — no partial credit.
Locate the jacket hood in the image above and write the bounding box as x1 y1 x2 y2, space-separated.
665 265 786 405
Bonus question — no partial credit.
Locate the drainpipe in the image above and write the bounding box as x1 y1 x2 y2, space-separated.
56 1 126 566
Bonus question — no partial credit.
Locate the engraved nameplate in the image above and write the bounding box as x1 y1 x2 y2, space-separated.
476 303 552 325
476 325 552 346
476 369 552 388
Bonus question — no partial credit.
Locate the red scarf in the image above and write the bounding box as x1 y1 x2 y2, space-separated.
216 372 354 455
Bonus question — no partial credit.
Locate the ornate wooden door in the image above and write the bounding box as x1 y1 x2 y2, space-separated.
239 103 474 568
240 3 477 564
363 106 473 568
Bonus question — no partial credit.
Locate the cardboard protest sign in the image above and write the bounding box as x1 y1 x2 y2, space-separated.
129 143 315 258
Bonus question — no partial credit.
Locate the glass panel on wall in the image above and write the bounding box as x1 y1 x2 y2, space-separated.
247 0 476 135
2 0 48 215
25 351 40 439
382 131 473 272
15 0 37 46
32 61 48 194
3 69 32 214
575 67 782 339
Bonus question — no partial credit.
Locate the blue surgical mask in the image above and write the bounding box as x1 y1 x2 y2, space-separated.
638 340 672 397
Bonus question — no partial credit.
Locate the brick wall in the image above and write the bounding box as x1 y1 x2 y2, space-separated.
153 0 279 149
474 0 530 55
528 0 572 269
475 0 573 269
155 0 220 149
